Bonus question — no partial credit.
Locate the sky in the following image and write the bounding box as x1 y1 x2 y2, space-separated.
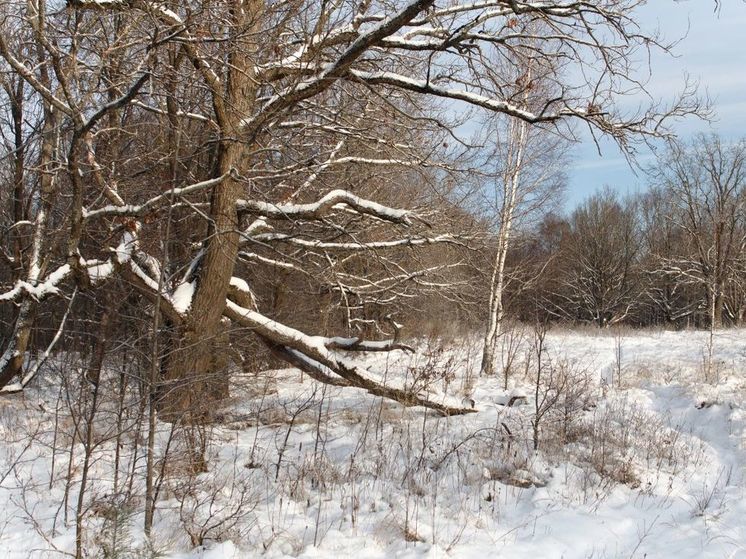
566 1 746 208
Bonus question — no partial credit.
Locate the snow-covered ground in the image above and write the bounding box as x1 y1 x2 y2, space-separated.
2 327 746 558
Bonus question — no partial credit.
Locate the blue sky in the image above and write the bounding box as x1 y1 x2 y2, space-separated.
566 1 746 208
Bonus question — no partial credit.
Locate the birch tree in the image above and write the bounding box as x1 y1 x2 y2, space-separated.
477 47 566 376
479 113 529 376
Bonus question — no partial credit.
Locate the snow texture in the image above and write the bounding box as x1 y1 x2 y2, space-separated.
2 328 746 558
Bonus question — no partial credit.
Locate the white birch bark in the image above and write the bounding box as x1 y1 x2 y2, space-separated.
480 113 528 376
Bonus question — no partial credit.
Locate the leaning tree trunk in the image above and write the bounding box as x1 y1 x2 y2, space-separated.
158 0 262 422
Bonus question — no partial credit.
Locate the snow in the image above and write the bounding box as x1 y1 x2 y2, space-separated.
237 189 412 224
253 233 457 250
172 281 196 313
2 328 746 558
350 69 556 123
228 276 252 295
84 173 231 220
84 260 115 281
0 264 71 301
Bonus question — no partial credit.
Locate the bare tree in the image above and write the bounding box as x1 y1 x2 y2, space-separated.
649 135 746 328
551 189 641 327
639 186 703 325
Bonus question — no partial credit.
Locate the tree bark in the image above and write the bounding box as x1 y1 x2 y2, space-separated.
6 77 25 269
713 286 723 329
159 0 263 422
480 115 528 376
0 26 58 389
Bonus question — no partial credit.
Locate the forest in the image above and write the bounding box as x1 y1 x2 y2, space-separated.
1 1 744 558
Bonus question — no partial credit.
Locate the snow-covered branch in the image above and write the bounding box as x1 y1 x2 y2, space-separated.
0 265 71 302
223 298 474 416
237 190 413 225
249 233 464 251
83 172 234 220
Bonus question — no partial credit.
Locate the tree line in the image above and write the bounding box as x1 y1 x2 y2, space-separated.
504 135 746 331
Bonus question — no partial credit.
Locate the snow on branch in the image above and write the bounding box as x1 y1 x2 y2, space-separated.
119 254 185 324
350 70 565 123
0 227 143 303
238 252 300 271
130 100 216 127
66 0 131 7
250 233 465 251
84 180 411 228
237 189 413 225
264 344 351 387
83 172 234 220
223 296 474 416
0 265 72 302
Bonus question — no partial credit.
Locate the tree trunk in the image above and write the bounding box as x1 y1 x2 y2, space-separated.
0 35 57 389
480 115 528 376
159 0 262 422
705 283 723 330
713 288 723 328
0 301 34 387
6 77 25 270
